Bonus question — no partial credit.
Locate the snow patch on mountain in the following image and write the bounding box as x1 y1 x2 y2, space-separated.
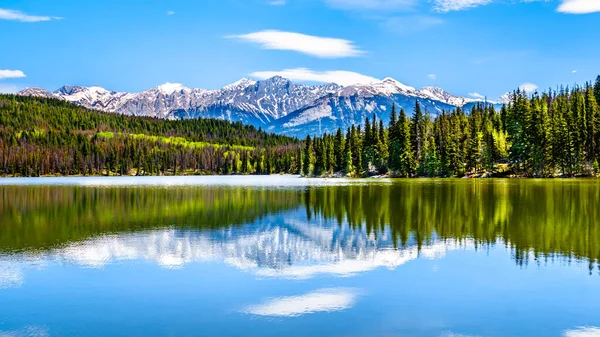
223 78 257 91
498 92 512 104
283 105 334 128
417 86 477 107
156 83 190 95
17 76 492 137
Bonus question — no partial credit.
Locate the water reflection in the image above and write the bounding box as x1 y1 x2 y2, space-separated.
242 288 360 317
0 219 472 288
1 179 600 337
0 326 49 337
1 180 599 272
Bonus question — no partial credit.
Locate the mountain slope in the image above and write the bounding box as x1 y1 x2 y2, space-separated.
18 76 491 137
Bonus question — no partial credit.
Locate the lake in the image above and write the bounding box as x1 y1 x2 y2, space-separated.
1 176 599 337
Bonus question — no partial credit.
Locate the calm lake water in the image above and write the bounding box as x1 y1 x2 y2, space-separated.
1 176 599 337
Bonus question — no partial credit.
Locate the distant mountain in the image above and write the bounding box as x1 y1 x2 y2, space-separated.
18 76 496 137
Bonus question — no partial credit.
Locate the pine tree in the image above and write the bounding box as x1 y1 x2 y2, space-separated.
344 127 354 176
302 135 313 177
377 119 388 173
388 104 401 173
327 134 335 174
334 128 345 172
411 100 426 168
362 117 374 174
398 109 415 177
594 75 600 106
585 84 599 170
314 137 326 176
466 109 482 173
344 142 353 176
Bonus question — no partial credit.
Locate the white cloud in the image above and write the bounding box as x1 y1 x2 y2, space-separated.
242 288 360 317
227 30 364 58
433 0 493 12
469 92 485 99
557 0 600 13
323 0 417 10
428 73 437 80
519 82 538 92
572 70 578 73
564 327 600 337
166 11 175 15
250 68 379 86
0 69 26 79
0 8 61 22
269 0 286 5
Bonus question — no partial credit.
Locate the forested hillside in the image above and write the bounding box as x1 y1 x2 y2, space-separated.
0 95 301 176
303 76 600 178
2 76 600 178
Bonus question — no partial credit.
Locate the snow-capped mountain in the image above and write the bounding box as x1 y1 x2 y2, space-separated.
18 77 492 137
498 92 512 105
418 86 477 107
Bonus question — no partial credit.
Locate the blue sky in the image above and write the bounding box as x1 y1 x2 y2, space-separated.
0 0 599 100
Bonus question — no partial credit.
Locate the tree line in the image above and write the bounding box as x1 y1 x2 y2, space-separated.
0 95 301 176
2 75 599 177
302 76 600 178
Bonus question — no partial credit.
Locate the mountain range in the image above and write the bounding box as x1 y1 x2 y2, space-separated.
17 77 498 137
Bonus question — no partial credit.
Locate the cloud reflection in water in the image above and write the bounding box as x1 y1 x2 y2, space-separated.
242 288 360 317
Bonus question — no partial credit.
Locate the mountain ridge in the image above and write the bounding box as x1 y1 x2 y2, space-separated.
18 77 494 137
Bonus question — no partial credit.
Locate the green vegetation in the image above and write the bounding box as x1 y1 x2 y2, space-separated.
2 75 599 178
304 75 600 178
0 186 302 252
1 181 598 271
0 95 300 176
303 181 600 270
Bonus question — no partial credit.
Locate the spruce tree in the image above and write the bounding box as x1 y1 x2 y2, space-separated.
377 119 388 173
411 100 426 167
594 75 600 106
334 128 345 172
398 109 415 177
388 104 401 173
302 135 313 177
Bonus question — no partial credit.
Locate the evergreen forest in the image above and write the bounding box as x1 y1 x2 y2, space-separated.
1 75 599 178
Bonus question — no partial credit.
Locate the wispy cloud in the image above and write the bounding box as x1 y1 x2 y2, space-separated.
242 288 360 317
469 92 485 99
250 68 379 86
432 0 598 13
428 73 437 80
519 82 538 92
433 0 493 12
557 0 600 13
0 69 26 79
227 30 364 58
563 326 600 337
440 332 482 337
0 8 61 22
166 11 175 15
323 0 417 10
269 0 286 5
381 15 444 34
572 70 578 73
